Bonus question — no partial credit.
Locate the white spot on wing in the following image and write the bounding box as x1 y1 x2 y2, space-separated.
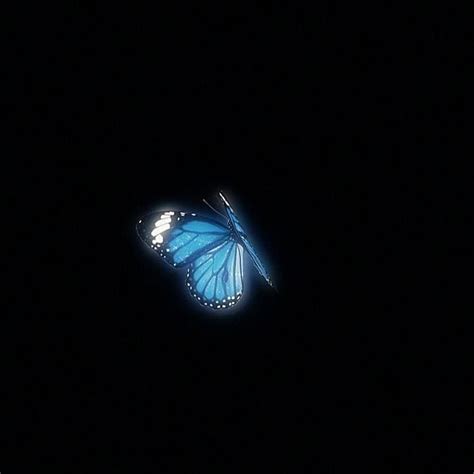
151 223 170 236
155 217 171 226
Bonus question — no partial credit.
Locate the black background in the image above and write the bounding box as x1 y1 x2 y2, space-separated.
5 3 472 472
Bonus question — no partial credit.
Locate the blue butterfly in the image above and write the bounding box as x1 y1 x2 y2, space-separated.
137 192 273 310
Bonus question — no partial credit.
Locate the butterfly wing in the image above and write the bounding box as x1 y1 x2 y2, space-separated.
218 191 246 234
137 211 230 267
218 191 273 287
240 235 272 284
186 237 244 309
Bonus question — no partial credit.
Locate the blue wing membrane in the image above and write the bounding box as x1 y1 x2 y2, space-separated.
186 238 244 309
137 211 230 267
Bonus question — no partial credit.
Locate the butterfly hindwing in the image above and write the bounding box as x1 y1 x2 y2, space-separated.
186 238 244 309
137 211 230 267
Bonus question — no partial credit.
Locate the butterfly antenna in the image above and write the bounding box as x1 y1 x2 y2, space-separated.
202 198 226 218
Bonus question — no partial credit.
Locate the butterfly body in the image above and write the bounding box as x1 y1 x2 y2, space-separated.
137 192 272 310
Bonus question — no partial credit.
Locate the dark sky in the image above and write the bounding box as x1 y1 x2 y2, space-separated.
5 3 470 471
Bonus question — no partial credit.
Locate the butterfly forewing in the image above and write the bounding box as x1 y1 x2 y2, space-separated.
218 192 272 285
240 235 272 282
136 211 230 267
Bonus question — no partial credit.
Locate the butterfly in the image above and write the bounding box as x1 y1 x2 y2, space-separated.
137 191 273 310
